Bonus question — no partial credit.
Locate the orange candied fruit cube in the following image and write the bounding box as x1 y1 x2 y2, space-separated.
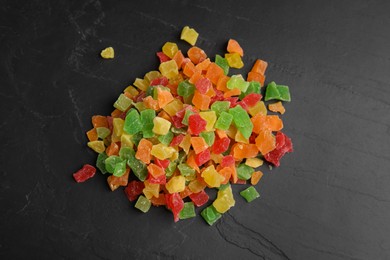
92 115 108 128
205 63 224 85
192 90 211 111
187 46 207 64
227 39 244 56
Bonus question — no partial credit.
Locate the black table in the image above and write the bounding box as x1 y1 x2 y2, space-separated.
1 0 389 259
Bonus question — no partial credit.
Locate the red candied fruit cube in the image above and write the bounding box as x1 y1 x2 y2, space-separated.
165 193 184 222
73 164 96 183
147 173 166 185
188 114 207 135
156 52 170 63
150 77 169 86
154 158 170 169
195 77 212 94
170 134 185 147
212 137 231 154
221 155 235 167
189 190 209 207
242 93 262 107
195 149 211 166
124 180 145 201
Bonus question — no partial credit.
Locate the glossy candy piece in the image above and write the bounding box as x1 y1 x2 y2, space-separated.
165 193 184 222
265 81 291 102
240 186 260 202
236 163 254 180
135 139 153 164
201 165 224 188
268 101 286 114
195 148 211 166
225 53 244 69
188 114 207 135
162 42 178 59
179 202 196 219
227 39 244 56
159 60 179 80
201 205 221 226
73 164 96 183
251 171 264 185
214 111 233 130
264 132 293 166
187 46 207 64
180 26 199 46
135 195 152 213
124 180 145 201
199 111 217 132
192 91 211 111
215 54 229 75
107 168 130 191
213 184 235 213
212 137 230 154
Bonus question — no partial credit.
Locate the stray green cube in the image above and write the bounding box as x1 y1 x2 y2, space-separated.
211 101 230 117
215 111 233 130
276 85 291 102
179 202 196 219
236 163 254 180
201 205 222 226
215 54 229 75
135 195 151 213
240 186 260 202
199 131 215 146
124 109 143 135
114 93 132 112
177 80 195 98
96 152 108 174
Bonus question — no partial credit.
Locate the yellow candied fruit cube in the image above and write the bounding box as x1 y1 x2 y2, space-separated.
248 101 267 117
245 158 264 168
162 42 179 59
199 111 217 132
133 78 149 91
113 118 124 137
225 124 237 139
144 70 161 83
213 185 235 213
225 53 244 69
179 134 192 154
143 180 160 199
124 85 139 97
201 165 224 188
151 143 176 160
159 60 179 80
188 179 206 193
162 99 183 117
170 147 179 161
100 47 114 59
165 175 186 193
180 26 199 46
210 153 223 164
87 141 105 153
235 130 249 144
152 117 171 135
121 133 134 148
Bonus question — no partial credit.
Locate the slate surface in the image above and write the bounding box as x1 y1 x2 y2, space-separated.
1 0 390 259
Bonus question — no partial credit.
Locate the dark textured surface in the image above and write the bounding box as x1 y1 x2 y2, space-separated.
1 0 390 259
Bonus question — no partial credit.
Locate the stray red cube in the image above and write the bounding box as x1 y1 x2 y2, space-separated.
73 164 96 183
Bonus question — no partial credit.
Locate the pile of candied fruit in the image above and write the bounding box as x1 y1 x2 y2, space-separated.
73 26 293 225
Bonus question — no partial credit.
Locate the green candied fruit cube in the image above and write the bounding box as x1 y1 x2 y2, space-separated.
240 186 260 202
214 111 233 130
133 102 146 112
124 109 143 134
131 132 143 147
177 80 195 98
226 74 249 93
104 155 124 174
140 109 156 138
145 85 156 98
165 161 177 178
127 151 148 181
211 101 230 116
215 54 229 75
179 202 196 219
264 81 280 101
96 127 110 139
276 85 291 102
199 131 215 146
119 147 133 161
113 159 127 177
114 93 132 112
135 195 151 213
201 205 222 226
240 81 261 99
181 109 195 126
158 131 174 145
228 105 253 139
177 163 196 177
96 152 108 174
236 163 254 180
